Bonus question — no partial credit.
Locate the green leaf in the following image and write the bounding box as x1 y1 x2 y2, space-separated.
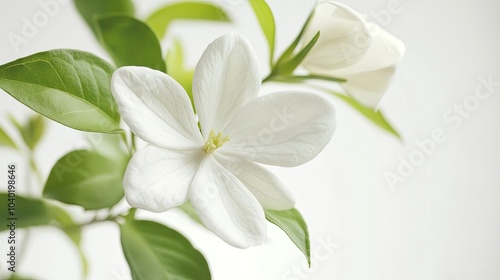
20 114 45 150
120 219 211 280
249 0 276 66
146 2 231 39
7 274 36 280
8 114 23 134
331 92 401 139
267 74 346 84
0 49 121 133
0 193 52 229
43 149 129 210
48 205 89 276
97 15 166 72
274 31 320 76
0 192 88 276
7 114 46 150
0 125 17 150
274 9 315 67
166 39 195 110
265 208 311 266
74 0 135 36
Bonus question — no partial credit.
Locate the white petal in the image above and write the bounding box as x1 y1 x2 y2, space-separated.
301 1 373 71
189 156 266 248
332 24 405 75
342 66 398 107
215 154 295 210
192 33 261 137
221 91 335 167
124 145 203 212
112 66 203 150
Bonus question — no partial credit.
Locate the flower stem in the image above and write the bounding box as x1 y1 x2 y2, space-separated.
130 132 136 153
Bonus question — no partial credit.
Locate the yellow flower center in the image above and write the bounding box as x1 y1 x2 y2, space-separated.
204 130 230 154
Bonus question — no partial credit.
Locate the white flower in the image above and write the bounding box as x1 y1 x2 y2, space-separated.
111 33 336 248
301 1 405 107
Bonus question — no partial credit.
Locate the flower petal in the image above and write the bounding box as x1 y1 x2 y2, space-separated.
192 33 261 137
301 1 373 71
332 24 405 75
111 66 203 150
124 145 203 212
189 156 266 248
215 154 295 210
342 66 398 107
221 91 335 167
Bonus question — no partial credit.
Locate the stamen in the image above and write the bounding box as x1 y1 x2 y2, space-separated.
204 130 230 153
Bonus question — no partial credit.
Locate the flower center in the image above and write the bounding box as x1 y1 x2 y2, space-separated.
204 130 230 154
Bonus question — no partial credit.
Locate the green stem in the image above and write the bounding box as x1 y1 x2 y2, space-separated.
263 74 346 84
262 71 277 83
69 208 137 229
130 132 136 153
29 156 42 185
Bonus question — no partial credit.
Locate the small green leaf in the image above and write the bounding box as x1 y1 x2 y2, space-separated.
267 74 346 84
249 0 276 66
146 2 231 39
20 114 45 150
7 114 46 150
275 11 314 67
8 114 23 133
74 0 135 36
120 219 211 280
265 208 311 266
0 193 52 229
0 49 121 133
97 15 166 72
43 149 129 210
274 31 320 76
331 92 401 139
166 40 195 110
0 125 17 150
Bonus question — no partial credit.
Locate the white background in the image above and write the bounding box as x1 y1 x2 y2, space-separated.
0 0 499 279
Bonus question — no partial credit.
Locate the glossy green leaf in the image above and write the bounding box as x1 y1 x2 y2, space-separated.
249 0 276 66
97 15 166 72
19 114 45 150
0 193 51 229
166 39 195 110
265 208 311 266
0 125 17 150
120 219 211 280
43 149 128 210
74 0 135 36
146 2 230 39
331 92 400 139
0 49 121 133
273 31 320 76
